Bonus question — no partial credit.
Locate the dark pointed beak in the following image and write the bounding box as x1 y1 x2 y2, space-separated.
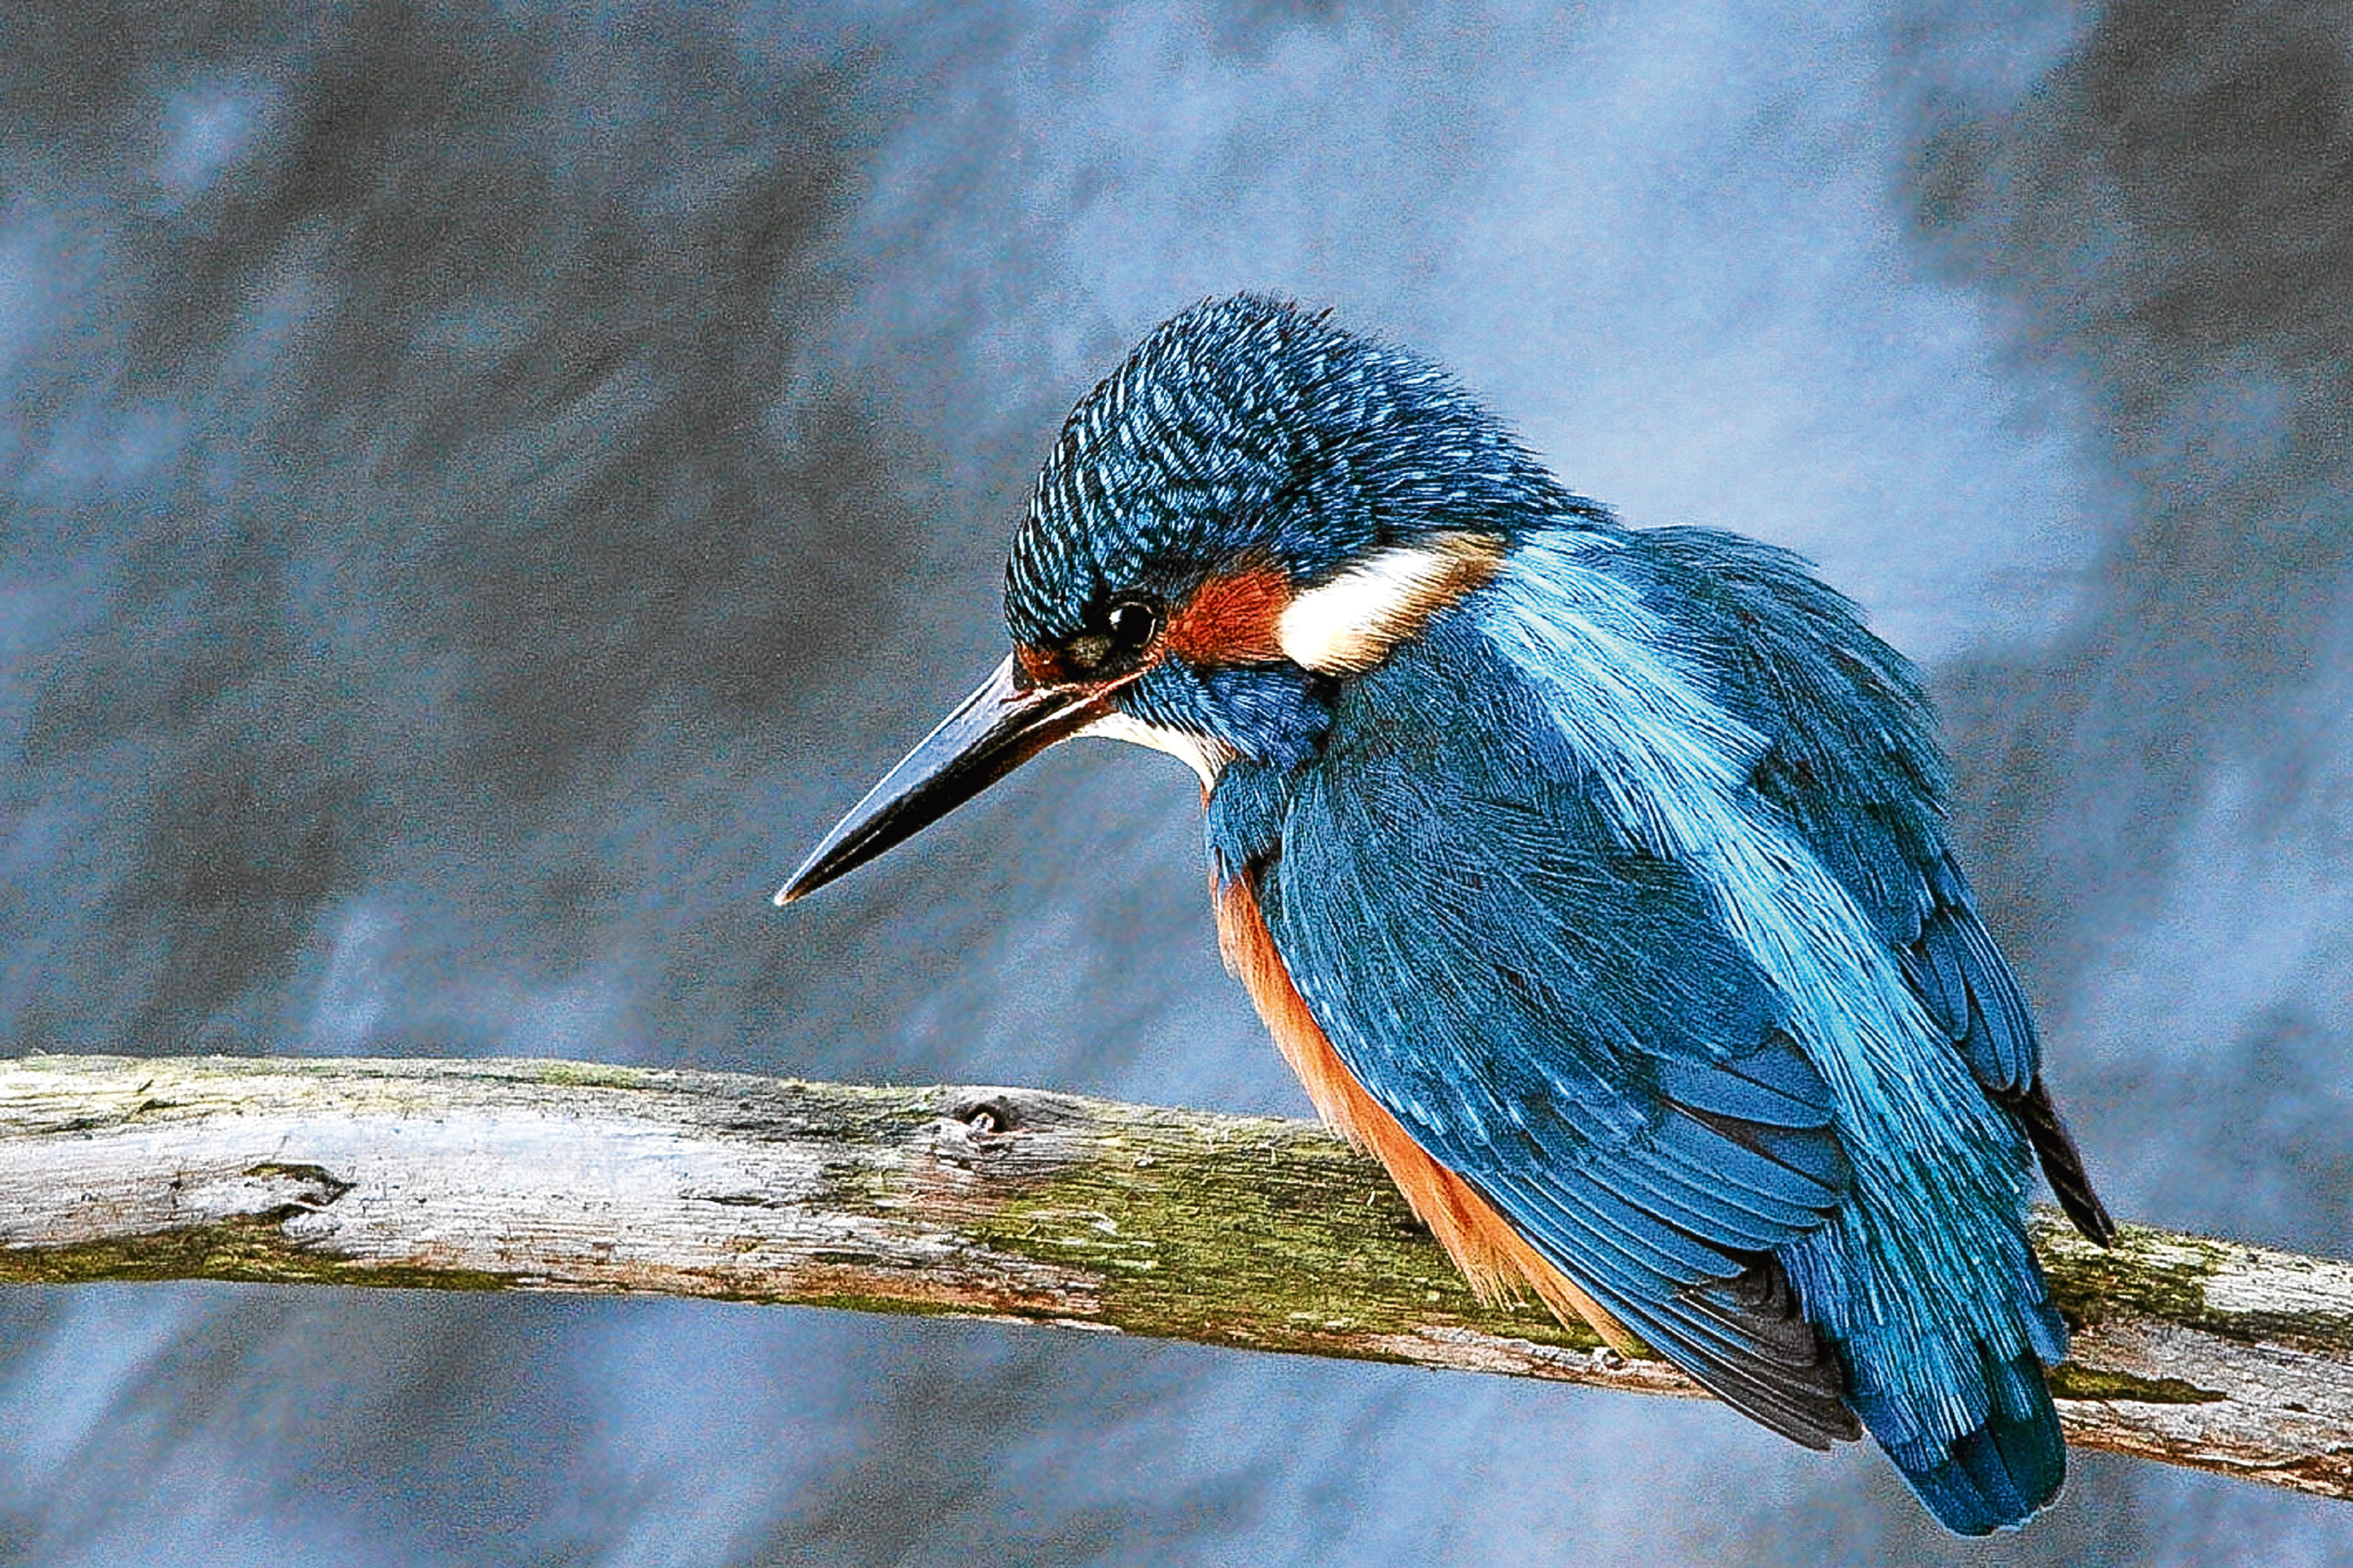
776 655 1111 905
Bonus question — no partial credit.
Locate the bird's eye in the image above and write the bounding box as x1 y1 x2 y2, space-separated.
1056 595 1163 677
1106 598 1161 653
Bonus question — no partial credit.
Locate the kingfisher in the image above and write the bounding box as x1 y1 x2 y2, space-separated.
779 295 2114 1534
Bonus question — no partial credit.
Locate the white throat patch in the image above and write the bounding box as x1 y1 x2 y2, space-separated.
1078 709 1234 788
1276 532 1505 675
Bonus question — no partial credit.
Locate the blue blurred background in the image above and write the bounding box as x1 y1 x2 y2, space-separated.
5 1 2351 1562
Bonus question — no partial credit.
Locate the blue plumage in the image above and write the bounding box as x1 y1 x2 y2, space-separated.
785 293 2115 1536
1222 555 2067 1512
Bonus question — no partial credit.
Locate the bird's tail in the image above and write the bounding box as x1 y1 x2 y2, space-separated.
1784 1202 2070 1536
1847 1341 2066 1535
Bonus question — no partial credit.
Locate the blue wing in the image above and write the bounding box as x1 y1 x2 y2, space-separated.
1237 612 1860 1447
1625 527 2111 1242
1213 529 2091 1530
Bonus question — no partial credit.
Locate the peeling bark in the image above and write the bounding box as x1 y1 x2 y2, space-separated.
0 1054 2344 1500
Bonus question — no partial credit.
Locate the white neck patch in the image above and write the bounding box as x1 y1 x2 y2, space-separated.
1276 533 1505 675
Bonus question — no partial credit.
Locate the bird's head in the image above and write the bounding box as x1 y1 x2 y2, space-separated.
779 294 1605 903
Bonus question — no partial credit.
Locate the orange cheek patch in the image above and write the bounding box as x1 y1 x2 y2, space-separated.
1166 566 1292 666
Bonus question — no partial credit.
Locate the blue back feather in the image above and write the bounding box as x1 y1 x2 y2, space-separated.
1622 528 2042 1093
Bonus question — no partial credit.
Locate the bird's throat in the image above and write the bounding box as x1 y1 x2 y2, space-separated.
1078 709 1235 788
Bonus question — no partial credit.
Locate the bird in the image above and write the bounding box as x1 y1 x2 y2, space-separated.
778 293 2115 1534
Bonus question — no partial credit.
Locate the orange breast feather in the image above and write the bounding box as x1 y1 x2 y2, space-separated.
1213 874 1635 1351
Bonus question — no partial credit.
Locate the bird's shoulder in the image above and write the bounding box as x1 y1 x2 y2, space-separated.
1211 520 2046 1102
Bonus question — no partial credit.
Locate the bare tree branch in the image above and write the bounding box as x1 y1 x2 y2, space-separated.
1 1054 2345 1500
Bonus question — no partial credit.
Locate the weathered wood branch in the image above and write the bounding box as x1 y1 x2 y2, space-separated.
1 1054 2346 1500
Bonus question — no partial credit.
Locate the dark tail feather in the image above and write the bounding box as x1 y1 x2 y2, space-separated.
1867 1351 2066 1536
1999 1075 2116 1245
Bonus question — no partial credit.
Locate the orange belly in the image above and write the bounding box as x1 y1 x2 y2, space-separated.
1214 874 1636 1351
